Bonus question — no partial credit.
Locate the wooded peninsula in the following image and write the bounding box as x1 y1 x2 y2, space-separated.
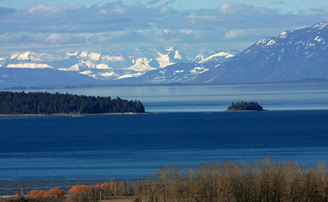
0 91 145 115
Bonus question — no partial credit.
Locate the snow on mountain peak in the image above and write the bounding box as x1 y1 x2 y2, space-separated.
313 22 328 30
99 71 115 78
174 50 182 59
6 63 53 69
256 38 277 46
126 57 156 72
79 51 88 57
314 36 325 43
59 64 80 71
198 52 234 63
96 64 111 69
190 66 209 74
0 47 233 83
193 53 207 62
19 51 31 60
279 32 287 38
66 51 79 57
9 51 35 60
156 53 175 68
116 72 145 80
101 55 125 62
88 53 101 61
165 47 176 52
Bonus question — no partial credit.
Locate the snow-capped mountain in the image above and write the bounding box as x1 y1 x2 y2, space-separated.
0 48 235 87
192 50 236 63
116 63 219 84
0 47 190 81
3 22 328 87
116 50 235 84
193 22 328 84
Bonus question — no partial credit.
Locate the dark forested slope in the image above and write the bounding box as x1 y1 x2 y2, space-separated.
0 91 145 114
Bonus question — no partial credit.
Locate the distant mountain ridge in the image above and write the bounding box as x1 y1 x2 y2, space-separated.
0 48 235 87
1 22 328 88
192 22 328 84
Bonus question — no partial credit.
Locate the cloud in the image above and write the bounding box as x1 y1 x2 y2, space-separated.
165 0 176 5
0 2 327 56
218 3 275 15
309 8 326 13
270 1 286 5
223 30 247 39
147 0 161 5
0 7 15 18
45 33 86 45
179 29 193 34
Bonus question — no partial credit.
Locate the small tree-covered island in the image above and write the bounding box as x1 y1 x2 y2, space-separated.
0 91 145 116
226 101 263 111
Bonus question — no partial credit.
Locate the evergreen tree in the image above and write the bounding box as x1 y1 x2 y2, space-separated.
227 101 263 111
0 91 145 114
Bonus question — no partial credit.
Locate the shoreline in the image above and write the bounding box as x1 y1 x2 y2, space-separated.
224 109 266 112
0 112 151 118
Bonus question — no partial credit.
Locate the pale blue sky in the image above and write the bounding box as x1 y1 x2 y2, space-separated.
1 0 326 13
0 0 327 56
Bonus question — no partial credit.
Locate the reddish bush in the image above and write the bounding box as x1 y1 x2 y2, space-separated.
27 190 50 198
13 193 21 198
67 185 89 193
49 187 65 197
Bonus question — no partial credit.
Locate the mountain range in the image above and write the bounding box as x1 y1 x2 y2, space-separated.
0 47 235 88
0 22 328 88
194 22 328 84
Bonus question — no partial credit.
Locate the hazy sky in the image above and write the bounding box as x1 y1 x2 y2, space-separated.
0 0 327 56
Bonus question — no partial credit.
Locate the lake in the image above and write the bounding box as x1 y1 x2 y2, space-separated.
0 83 328 194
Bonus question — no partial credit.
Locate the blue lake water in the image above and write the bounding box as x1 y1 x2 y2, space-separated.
0 83 328 193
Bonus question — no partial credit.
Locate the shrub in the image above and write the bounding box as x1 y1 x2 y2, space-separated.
13 193 21 198
27 190 50 198
133 159 328 202
67 185 89 194
49 188 65 197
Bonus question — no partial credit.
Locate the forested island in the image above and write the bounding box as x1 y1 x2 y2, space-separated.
227 101 263 111
0 91 145 115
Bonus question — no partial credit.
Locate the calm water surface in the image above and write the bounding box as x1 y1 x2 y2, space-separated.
1 83 328 194
17 82 328 112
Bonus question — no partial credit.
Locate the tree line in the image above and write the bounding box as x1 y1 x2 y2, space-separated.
227 101 263 111
0 91 145 114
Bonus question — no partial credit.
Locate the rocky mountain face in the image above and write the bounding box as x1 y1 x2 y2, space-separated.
193 22 328 84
